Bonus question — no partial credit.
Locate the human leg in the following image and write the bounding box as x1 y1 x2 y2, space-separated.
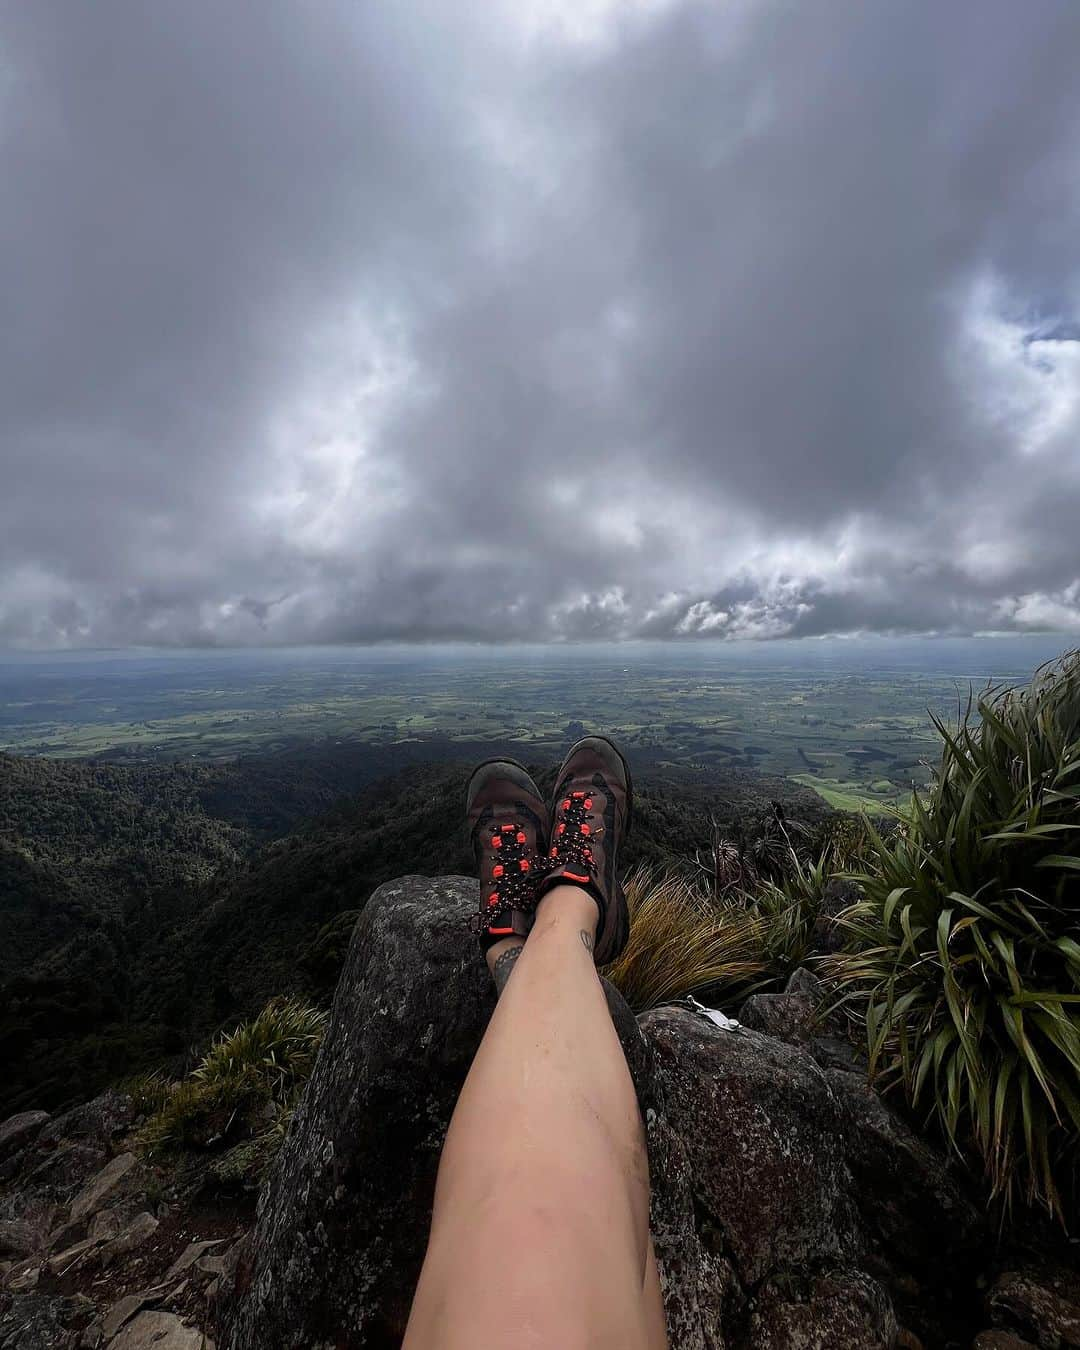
403 883 666 1349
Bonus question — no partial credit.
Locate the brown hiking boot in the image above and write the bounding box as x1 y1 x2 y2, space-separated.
465 758 550 950
535 735 633 965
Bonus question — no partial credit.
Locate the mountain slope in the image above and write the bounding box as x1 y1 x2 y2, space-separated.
0 745 831 1113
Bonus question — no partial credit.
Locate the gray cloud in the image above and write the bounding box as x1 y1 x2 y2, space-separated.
2 0 1080 647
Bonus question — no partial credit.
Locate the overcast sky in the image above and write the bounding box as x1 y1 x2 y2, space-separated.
3 1 1079 647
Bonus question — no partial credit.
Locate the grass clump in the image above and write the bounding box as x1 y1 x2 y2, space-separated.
832 652 1080 1217
754 851 833 975
192 995 327 1102
139 996 327 1158
603 866 768 1012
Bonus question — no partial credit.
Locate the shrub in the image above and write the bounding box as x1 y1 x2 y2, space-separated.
139 996 327 1157
754 850 832 975
193 996 327 1104
603 866 768 1011
138 1075 259 1153
120 1068 175 1117
832 652 1080 1217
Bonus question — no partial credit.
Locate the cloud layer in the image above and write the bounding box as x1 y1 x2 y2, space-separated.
3 0 1079 646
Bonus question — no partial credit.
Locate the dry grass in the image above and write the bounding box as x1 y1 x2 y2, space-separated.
603 865 769 1012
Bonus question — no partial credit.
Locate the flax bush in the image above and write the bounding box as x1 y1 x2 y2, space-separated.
833 652 1080 1216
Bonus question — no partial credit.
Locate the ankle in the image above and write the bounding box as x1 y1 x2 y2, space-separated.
534 883 599 941
485 936 524 996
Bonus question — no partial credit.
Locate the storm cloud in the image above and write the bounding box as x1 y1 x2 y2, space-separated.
2 0 1079 646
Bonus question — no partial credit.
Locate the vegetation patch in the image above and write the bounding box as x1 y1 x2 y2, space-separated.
137 997 327 1173
603 866 768 1011
832 652 1080 1218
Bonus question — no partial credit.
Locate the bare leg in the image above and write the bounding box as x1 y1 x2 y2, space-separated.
404 885 668 1350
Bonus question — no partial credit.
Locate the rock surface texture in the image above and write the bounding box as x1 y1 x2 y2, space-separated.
221 875 495 1349
0 1088 236 1348
216 873 1014 1350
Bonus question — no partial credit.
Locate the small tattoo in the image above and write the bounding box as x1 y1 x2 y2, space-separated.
492 943 523 995
580 930 595 953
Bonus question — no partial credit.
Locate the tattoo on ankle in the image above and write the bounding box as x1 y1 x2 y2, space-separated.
492 943 523 995
580 930 595 954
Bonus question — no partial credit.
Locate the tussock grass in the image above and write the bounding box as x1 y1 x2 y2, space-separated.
193 996 327 1103
603 866 768 1012
831 651 1080 1217
139 996 327 1159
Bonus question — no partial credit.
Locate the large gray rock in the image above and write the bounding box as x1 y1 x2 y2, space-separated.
68 1151 137 1223
987 1268 1080 1349
0 1292 89 1348
642 1008 905 1349
21 1143 107 1200
35 1090 134 1151
642 1008 857 1288
825 1067 985 1344
218 874 987 1350
0 1111 49 1162
748 1270 899 1348
221 875 495 1348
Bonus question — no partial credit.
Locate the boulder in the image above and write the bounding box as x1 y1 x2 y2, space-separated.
825 1066 985 1344
748 1270 898 1348
98 1211 159 1268
22 1143 107 1200
0 1292 88 1349
0 1111 49 1161
220 875 495 1348
738 967 822 1044
641 1008 857 1289
217 874 991 1350
102 1293 156 1340
110 1310 213 1349
35 1090 134 1151
987 1268 1080 1349
68 1152 137 1224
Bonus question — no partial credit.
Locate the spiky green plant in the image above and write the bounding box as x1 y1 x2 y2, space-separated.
603 866 768 1011
832 652 1080 1217
119 1068 175 1117
754 849 832 973
193 996 328 1104
138 1075 257 1153
139 996 327 1156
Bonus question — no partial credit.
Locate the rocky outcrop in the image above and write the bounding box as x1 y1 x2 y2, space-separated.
218 873 997 1349
0 1091 234 1349
986 1268 1080 1349
0 1111 49 1162
221 875 494 1348
36 1092 135 1152
5 873 1074 1349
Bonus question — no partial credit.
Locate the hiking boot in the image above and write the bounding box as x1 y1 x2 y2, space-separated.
535 735 633 965
465 758 550 950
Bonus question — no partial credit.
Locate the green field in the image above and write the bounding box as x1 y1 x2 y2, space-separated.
8 640 1053 814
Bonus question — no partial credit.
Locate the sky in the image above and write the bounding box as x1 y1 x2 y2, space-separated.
2 0 1080 649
